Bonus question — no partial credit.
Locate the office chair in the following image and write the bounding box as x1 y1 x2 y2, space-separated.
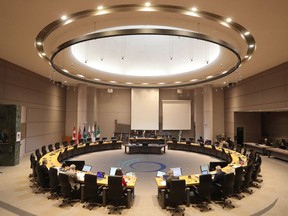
242 147 247 156
35 149 42 161
106 176 127 214
54 142 60 150
63 141 68 147
58 172 80 207
241 164 253 194
231 166 245 199
29 153 37 178
41 145 48 156
215 172 235 209
48 144 54 152
79 138 84 144
70 140 75 145
48 167 60 200
34 162 50 194
251 162 263 187
82 173 102 210
166 179 188 216
192 174 212 212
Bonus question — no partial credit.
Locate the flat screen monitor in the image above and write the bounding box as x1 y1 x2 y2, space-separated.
200 165 209 173
209 161 229 171
97 171 105 179
156 171 166 177
109 167 120 176
201 170 209 175
170 167 182 177
82 165 92 172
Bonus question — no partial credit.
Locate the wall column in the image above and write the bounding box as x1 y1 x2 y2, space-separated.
194 87 204 141
203 85 213 141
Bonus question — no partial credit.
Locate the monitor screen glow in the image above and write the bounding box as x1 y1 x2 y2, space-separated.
170 167 182 177
109 167 120 176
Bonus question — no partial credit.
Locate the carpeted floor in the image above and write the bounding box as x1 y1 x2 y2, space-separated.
0 148 287 216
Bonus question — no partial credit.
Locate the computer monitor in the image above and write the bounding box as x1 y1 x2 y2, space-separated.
96 171 105 179
201 170 209 175
200 164 209 173
156 171 166 177
109 167 120 176
170 167 182 177
82 165 92 172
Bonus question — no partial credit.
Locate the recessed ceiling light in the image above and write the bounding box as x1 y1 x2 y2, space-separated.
174 81 181 84
126 82 133 84
94 78 100 81
221 71 227 74
61 15 67 20
63 69 69 73
97 5 104 10
145 2 151 7
190 79 198 82
36 42 42 46
110 80 117 83
191 7 197 12
158 82 165 85
244 31 250 36
41 53 46 56
206 75 213 79
249 44 255 48
77 74 84 78
142 83 149 85
64 81 67 83
226 17 232 23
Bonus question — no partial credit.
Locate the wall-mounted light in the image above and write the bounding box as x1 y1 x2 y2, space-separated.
107 88 113 93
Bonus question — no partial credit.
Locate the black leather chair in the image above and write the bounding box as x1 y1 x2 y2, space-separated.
48 144 54 152
35 149 42 161
58 172 80 207
34 162 50 194
105 176 127 214
241 164 253 194
63 141 68 147
82 173 102 210
54 142 60 150
231 166 245 199
29 153 37 178
166 179 189 216
192 174 212 211
41 145 48 156
48 167 60 200
215 172 235 209
251 162 262 187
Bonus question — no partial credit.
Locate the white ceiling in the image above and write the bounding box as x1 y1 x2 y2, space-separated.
1 0 288 89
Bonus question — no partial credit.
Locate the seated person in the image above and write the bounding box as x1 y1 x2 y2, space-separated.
115 168 127 188
41 158 50 188
211 166 225 199
66 164 80 191
166 169 179 191
279 139 287 149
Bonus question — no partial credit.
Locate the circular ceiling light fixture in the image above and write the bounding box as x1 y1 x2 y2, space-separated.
35 4 255 88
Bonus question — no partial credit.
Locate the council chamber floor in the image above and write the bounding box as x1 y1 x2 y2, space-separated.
0 148 287 216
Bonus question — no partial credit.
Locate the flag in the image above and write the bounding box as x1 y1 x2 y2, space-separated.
87 125 91 138
83 126 87 142
72 126 76 141
91 125 95 142
77 126 82 143
96 126 101 138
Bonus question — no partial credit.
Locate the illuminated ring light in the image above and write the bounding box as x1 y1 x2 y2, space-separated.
35 4 256 88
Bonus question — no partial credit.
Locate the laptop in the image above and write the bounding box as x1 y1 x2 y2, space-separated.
126 171 136 176
170 167 182 177
156 171 166 177
97 171 105 179
200 164 209 174
109 167 120 176
82 165 92 172
201 170 209 175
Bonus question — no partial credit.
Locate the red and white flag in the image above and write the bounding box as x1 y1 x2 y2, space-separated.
72 126 76 140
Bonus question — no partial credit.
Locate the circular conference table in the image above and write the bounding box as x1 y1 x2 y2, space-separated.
39 141 137 206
